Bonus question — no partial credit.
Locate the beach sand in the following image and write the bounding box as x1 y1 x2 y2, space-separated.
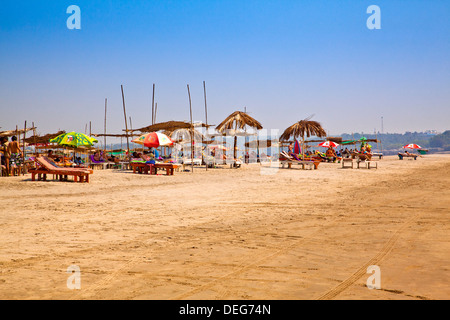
0 154 449 300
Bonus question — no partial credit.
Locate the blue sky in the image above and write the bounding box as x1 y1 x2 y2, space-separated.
1 0 449 139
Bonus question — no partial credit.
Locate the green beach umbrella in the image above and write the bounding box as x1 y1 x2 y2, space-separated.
50 131 98 148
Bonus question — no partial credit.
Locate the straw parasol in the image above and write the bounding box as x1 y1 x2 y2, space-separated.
280 117 327 159
216 111 263 162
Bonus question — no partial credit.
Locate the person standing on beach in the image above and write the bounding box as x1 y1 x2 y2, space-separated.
1 137 9 175
6 136 23 175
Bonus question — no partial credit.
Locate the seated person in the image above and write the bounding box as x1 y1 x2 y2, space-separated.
325 147 337 162
93 152 104 162
47 150 61 162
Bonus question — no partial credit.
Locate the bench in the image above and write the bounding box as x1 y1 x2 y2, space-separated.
342 158 354 169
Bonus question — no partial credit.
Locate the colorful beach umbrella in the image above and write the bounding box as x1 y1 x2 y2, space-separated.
132 132 174 148
403 144 421 149
49 132 98 148
318 141 339 148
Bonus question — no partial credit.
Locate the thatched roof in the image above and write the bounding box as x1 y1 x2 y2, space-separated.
327 137 343 143
244 140 277 148
92 133 140 138
25 131 66 144
0 127 37 138
134 121 211 133
216 111 263 133
280 119 326 141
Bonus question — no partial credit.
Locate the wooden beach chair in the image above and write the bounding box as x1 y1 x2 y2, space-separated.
151 163 179 176
279 151 320 170
398 152 418 160
130 161 149 174
29 156 92 183
341 158 354 169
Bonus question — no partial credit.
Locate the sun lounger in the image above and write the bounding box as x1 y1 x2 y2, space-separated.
151 163 179 175
279 151 320 170
398 152 417 160
29 156 92 182
356 158 378 169
342 158 354 169
130 161 149 174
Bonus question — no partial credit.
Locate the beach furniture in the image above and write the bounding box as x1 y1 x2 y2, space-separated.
151 163 179 175
279 151 320 170
341 158 354 169
29 156 92 183
356 158 378 169
130 162 179 175
398 152 417 160
130 161 149 174
372 152 383 159
89 154 114 169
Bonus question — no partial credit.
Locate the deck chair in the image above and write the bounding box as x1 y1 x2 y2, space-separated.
29 156 92 182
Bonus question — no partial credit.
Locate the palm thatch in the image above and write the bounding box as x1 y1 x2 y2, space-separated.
24 130 66 144
280 119 326 141
215 111 263 163
135 121 211 133
216 111 263 133
280 118 326 159
0 127 37 138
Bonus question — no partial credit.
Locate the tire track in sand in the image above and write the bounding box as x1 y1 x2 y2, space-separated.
316 212 421 300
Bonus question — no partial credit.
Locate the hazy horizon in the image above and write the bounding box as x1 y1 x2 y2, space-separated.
1 1 449 137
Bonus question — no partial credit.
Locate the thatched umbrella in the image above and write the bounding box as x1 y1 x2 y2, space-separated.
216 111 263 163
280 118 327 159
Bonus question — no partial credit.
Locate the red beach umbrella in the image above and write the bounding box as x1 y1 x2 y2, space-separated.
318 141 339 148
403 144 421 149
132 132 174 148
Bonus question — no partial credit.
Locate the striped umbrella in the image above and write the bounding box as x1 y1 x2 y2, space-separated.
132 132 174 148
318 141 340 148
403 144 421 149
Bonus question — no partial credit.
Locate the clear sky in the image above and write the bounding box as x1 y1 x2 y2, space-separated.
1 0 449 138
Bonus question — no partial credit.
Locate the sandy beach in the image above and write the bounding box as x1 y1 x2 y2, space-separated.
0 155 449 300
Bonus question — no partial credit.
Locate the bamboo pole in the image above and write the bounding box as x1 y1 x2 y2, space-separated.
151 83 155 125
187 84 194 173
104 98 107 151
32 122 37 156
22 121 26 175
121 85 130 156
203 81 208 171
129 116 134 152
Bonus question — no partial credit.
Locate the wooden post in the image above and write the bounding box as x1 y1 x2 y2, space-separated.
32 122 37 156
203 81 208 171
22 121 26 175
203 81 208 127
121 85 130 156
187 84 194 173
104 98 107 152
152 83 155 125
